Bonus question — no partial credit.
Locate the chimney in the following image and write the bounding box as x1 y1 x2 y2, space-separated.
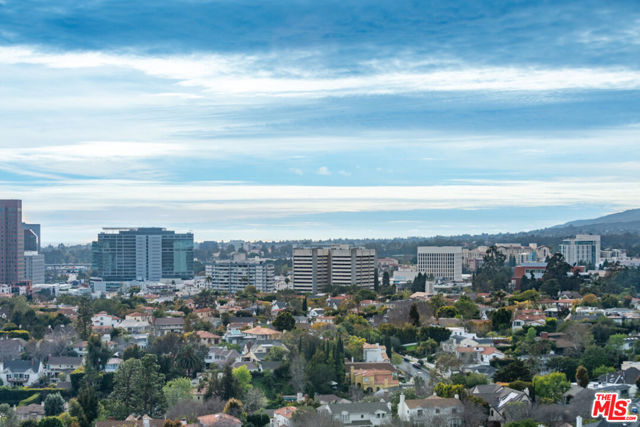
576 416 582 427
143 415 150 427
399 393 405 406
541 331 549 339
454 394 459 400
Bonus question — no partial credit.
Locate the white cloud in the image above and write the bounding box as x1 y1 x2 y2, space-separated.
2 45 640 100
289 168 303 175
317 166 331 175
338 170 351 176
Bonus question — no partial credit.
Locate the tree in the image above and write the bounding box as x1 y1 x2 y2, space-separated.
0 403 18 427
76 298 93 341
163 378 193 408
473 246 510 292
494 360 532 383
232 366 253 396
76 383 98 427
575 365 589 388
86 333 111 372
110 358 141 418
243 388 267 414
223 398 244 420
434 383 465 398
44 393 65 416
302 297 308 313
374 269 379 292
176 342 206 378
382 271 390 287
409 304 420 327
273 311 295 331
436 306 458 318
37 418 63 427
454 295 479 319
491 308 512 332
123 344 145 360
532 372 570 403
110 354 166 418
137 354 167 416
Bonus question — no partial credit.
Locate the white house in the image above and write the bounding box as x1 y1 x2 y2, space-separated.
0 359 45 386
91 312 121 328
397 394 464 427
319 402 392 426
270 406 297 427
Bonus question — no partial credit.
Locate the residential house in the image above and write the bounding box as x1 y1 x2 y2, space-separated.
242 326 282 341
15 403 45 421
512 309 546 330
320 402 392 426
363 343 389 363
197 413 242 427
0 338 26 362
125 312 152 322
397 394 464 427
455 346 505 365
196 331 222 346
118 319 151 335
105 357 122 373
271 406 297 427
47 356 83 377
95 415 164 427
350 368 399 392
92 312 121 328
205 347 240 367
72 341 88 356
244 341 288 363
153 317 184 336
0 359 45 386
470 384 531 424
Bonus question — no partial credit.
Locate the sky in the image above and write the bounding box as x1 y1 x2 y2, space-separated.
1 0 639 244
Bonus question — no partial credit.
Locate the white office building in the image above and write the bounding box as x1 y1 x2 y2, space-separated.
560 234 601 267
24 251 45 284
205 259 274 293
293 246 376 294
417 246 462 281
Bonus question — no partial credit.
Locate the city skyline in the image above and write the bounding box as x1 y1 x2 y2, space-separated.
2 1 640 243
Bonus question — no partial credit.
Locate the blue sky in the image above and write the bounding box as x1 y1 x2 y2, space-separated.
1 0 639 243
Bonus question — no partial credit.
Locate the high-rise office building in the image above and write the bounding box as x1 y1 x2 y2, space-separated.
293 245 376 293
24 251 45 284
1 200 24 285
92 227 194 281
560 234 601 267
22 223 41 252
417 246 463 281
205 258 274 293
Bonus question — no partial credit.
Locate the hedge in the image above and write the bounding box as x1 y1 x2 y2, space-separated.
0 387 69 406
19 393 40 406
0 330 31 340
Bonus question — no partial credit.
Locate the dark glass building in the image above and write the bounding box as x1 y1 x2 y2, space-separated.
92 227 193 281
0 200 24 285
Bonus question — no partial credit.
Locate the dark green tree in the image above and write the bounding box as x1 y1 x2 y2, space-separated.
576 365 589 388
409 303 420 327
273 311 295 331
494 359 532 383
76 298 93 340
87 334 112 372
37 418 63 427
44 393 65 416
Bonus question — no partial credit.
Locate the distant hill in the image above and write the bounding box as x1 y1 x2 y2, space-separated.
554 209 640 228
547 208 640 235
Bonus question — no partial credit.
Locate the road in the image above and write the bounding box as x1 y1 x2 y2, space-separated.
397 360 430 384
